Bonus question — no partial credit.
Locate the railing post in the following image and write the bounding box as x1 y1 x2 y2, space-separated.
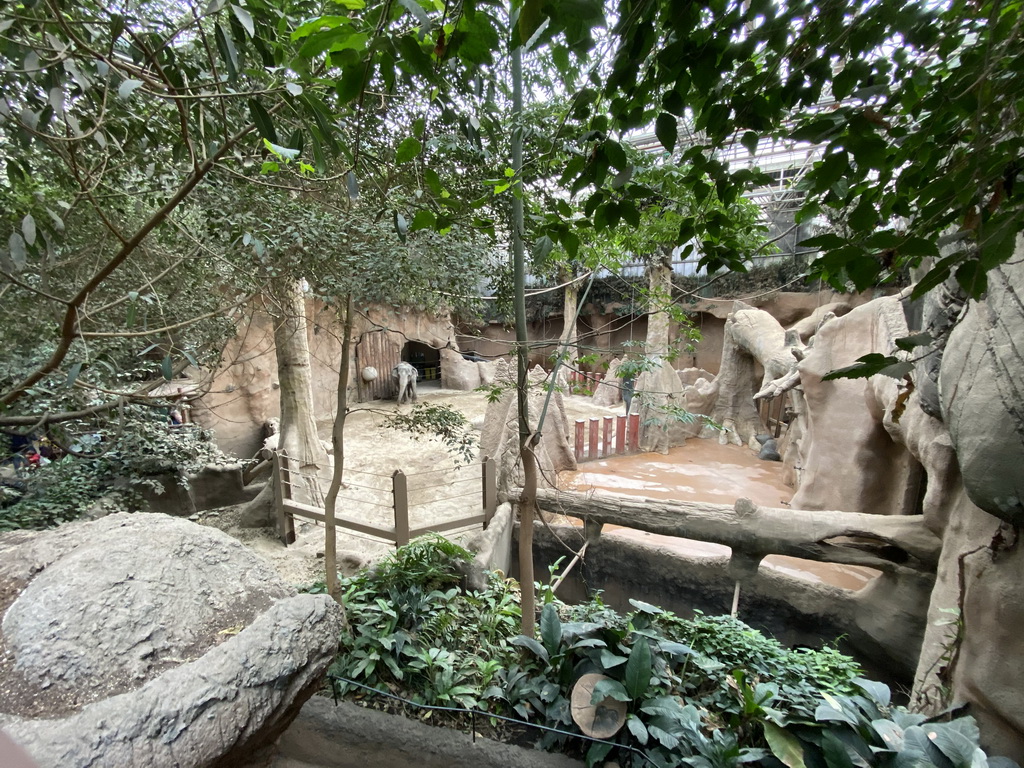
588 418 599 460
615 415 626 455
602 417 612 458
574 419 585 461
274 452 296 546
628 413 641 451
392 469 409 548
482 456 497 524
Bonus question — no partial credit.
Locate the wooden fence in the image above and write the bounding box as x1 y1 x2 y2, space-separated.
272 452 497 547
573 414 642 462
757 390 789 439
566 370 604 390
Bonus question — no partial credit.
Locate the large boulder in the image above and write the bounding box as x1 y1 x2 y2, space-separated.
479 361 576 498
0 513 343 768
939 247 1024 526
788 297 923 516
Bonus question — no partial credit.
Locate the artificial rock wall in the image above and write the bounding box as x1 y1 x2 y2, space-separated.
193 298 462 459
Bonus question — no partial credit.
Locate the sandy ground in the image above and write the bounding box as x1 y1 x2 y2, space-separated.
201 384 874 592
558 440 879 591
200 385 627 587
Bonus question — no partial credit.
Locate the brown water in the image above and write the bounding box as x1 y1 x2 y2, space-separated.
558 440 879 592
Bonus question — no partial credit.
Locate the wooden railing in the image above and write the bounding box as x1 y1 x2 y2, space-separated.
573 414 642 462
272 452 497 547
757 390 789 439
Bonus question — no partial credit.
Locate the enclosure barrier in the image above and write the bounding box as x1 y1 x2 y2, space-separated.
567 370 604 390
272 452 496 547
756 390 789 439
573 414 641 462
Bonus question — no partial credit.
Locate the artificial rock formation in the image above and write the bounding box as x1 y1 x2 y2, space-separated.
708 302 810 448
0 514 343 768
479 361 576 498
787 297 924 517
591 357 624 408
939 253 1024 526
635 361 717 453
909 247 1024 761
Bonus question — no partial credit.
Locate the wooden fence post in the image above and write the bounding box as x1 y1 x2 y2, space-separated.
575 419 585 461
628 414 641 451
588 418 599 460
392 469 409 548
482 456 497 524
273 452 296 546
602 417 612 458
615 415 626 456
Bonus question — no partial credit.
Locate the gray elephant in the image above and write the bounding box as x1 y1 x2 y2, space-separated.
392 362 418 404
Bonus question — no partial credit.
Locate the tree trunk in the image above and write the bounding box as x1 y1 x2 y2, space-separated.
511 39 536 637
272 279 328 479
535 488 942 574
560 268 579 364
238 280 327 527
645 250 673 357
323 293 354 604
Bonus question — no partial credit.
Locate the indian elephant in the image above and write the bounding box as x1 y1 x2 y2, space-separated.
392 362 418 404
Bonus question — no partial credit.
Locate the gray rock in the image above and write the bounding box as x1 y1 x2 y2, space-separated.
939 244 1024 525
758 438 781 462
0 513 343 768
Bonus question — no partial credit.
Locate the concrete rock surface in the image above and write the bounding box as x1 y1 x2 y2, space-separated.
248 695 584 768
939 246 1024 526
0 513 343 768
479 361 576 497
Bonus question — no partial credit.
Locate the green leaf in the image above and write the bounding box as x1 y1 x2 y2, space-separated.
822 354 900 381
626 714 649 745
117 79 144 99
629 599 663 614
821 730 857 768
512 634 549 663
517 0 545 48
21 214 36 246
397 0 430 26
248 99 278 143
741 131 759 155
623 639 652 699
764 723 807 768
66 362 83 387
161 355 174 382
231 4 254 37
591 678 630 703
585 741 614 768
540 603 561 656
214 23 239 81
394 211 408 242
799 232 847 250
8 232 26 271
655 112 677 153
532 234 554 265
395 136 422 164
893 333 932 353
410 209 436 231
263 139 300 161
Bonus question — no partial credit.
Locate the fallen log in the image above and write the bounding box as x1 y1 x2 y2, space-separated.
535 488 941 574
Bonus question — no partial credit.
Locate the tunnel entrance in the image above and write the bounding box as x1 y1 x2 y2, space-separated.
402 341 441 387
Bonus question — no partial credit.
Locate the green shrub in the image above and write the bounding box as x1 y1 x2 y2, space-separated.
0 406 232 531
328 538 1006 768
